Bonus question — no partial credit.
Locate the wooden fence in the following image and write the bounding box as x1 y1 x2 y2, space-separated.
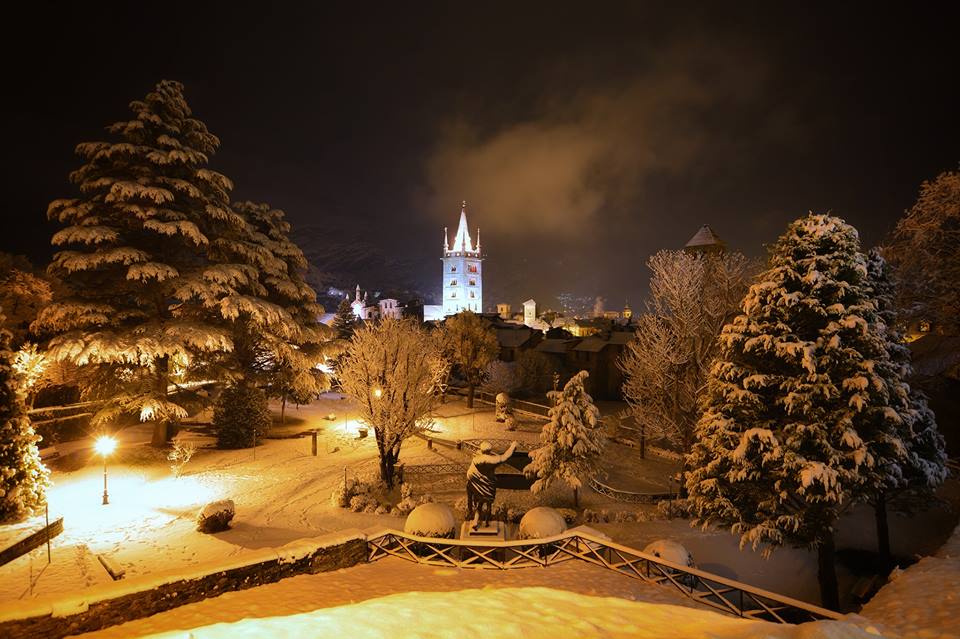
0 518 64 567
366 529 842 624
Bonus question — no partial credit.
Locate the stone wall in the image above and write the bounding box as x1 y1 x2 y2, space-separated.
0 532 367 639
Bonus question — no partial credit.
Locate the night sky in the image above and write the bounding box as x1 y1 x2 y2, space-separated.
2 2 958 310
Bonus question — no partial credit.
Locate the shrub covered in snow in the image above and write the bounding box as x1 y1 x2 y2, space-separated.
403 502 456 538
214 385 270 449
643 539 695 568
518 507 568 539
196 499 235 533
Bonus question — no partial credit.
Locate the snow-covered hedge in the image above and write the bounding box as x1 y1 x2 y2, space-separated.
403 503 456 538
196 499 235 533
518 507 567 539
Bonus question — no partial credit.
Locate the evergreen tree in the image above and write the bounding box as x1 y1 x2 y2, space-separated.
0 314 50 522
243 201 331 421
524 370 604 507
860 249 947 563
685 214 887 610
214 384 270 449
437 311 499 408
211 201 331 424
332 298 356 341
37 80 247 445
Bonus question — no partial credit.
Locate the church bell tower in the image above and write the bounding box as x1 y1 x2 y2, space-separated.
442 202 482 317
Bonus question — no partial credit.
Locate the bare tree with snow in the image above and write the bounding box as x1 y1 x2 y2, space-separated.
339 318 448 486
437 310 499 408
884 167 960 333
619 249 751 459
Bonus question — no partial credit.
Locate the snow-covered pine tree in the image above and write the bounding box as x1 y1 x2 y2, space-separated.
0 313 50 522
860 249 947 562
524 370 604 507
233 201 332 424
685 214 887 610
37 80 246 445
332 297 356 341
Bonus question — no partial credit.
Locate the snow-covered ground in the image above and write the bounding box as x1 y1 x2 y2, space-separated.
77 557 885 639
861 518 960 638
1 394 956 618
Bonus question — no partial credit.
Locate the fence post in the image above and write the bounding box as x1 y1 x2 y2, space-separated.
45 504 51 563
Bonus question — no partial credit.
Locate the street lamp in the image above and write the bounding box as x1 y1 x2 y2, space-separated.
94 435 117 505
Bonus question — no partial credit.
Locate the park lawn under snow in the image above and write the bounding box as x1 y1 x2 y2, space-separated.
2 394 956 615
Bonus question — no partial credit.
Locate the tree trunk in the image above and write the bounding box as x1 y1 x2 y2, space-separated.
875 492 891 566
151 356 171 447
467 384 475 408
817 532 840 611
280 395 287 426
380 452 397 488
573 486 579 508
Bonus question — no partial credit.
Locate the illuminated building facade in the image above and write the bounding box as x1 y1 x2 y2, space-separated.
442 202 483 316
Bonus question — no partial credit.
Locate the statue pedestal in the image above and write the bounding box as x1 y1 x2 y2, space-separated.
460 520 506 541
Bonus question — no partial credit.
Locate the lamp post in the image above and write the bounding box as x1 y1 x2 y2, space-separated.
94 435 117 505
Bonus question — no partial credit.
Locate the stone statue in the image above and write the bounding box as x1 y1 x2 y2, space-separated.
466 440 518 530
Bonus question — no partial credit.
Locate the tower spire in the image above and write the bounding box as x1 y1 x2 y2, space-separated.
476 227 480 252
451 200 473 253
444 226 449 251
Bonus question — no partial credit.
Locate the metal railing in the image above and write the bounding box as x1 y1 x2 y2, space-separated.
587 476 675 503
474 391 551 419
402 462 467 477
366 529 841 624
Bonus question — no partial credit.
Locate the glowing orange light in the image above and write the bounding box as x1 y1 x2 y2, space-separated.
94 435 117 457
373 388 383 399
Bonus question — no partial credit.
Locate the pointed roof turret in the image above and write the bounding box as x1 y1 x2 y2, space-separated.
684 224 726 253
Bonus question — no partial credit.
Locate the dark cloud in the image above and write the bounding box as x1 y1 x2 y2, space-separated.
422 39 774 240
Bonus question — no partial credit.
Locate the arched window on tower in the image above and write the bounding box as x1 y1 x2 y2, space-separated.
450 279 457 286
468 278 476 286
450 265 457 273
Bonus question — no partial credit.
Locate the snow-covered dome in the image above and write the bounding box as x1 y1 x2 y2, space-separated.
642 539 695 568
404 502 456 538
518 506 567 540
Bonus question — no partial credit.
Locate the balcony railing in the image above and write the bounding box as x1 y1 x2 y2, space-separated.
366 528 842 625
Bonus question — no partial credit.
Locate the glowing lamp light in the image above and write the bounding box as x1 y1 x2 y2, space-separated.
94 436 118 457
373 388 383 399
94 435 118 505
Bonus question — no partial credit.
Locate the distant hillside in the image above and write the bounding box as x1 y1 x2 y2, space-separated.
293 222 437 309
